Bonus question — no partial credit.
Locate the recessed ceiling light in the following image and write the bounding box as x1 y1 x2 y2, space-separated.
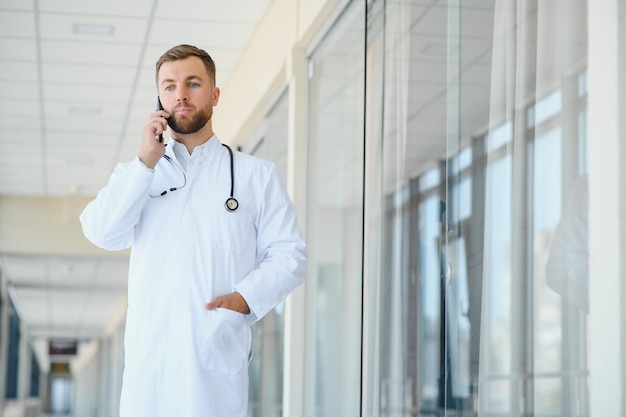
73 23 114 36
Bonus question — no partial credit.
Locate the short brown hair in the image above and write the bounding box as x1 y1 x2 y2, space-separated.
155 44 216 86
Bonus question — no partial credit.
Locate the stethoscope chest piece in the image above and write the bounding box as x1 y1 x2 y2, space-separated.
225 197 239 212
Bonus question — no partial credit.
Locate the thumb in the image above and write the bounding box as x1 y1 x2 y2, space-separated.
204 297 223 310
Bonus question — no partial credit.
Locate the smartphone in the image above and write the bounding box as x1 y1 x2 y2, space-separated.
156 97 164 143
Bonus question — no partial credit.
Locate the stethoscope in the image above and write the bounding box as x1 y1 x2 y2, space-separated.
222 144 239 211
149 143 238 212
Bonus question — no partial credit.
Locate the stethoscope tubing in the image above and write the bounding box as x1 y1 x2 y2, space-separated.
150 142 238 212
222 144 239 212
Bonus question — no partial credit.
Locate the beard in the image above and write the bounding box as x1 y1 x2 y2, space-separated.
167 104 213 134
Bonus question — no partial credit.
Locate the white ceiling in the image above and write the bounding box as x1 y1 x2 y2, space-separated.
0 0 272 365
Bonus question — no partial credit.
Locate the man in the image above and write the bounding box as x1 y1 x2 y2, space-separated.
80 44 307 417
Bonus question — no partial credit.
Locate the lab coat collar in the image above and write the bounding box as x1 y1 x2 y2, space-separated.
165 134 222 164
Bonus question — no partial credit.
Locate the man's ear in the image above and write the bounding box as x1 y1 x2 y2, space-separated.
212 87 221 106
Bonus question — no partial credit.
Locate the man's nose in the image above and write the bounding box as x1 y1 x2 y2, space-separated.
176 88 188 102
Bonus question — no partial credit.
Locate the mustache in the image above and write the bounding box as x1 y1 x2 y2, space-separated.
173 103 194 111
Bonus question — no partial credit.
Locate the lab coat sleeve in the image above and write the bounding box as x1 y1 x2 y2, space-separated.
234 164 306 324
545 175 589 312
80 157 154 251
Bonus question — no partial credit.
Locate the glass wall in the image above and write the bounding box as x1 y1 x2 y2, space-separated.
304 1 366 416
306 0 589 416
478 1 589 415
364 1 484 414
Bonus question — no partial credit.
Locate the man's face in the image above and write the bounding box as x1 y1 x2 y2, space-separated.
157 56 220 134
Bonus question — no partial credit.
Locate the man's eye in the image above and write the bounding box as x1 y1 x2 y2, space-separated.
189 82 199 88
164 85 174 91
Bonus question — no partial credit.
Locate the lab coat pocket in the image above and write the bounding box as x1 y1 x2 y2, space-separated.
196 308 251 375
219 211 256 257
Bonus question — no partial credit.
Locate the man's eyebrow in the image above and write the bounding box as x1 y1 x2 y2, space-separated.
160 75 204 86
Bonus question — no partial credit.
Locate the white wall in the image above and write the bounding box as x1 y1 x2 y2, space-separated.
588 1 626 416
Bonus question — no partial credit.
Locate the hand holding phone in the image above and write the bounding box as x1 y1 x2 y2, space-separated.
156 97 165 143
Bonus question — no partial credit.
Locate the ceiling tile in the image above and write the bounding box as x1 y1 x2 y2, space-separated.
43 117 119 134
0 0 34 11
43 83 130 106
0 38 38 61
0 142 43 159
0 128 43 142
40 40 146 66
43 102 128 120
0 100 41 121
0 80 40 101
41 62 136 85
0 10 36 37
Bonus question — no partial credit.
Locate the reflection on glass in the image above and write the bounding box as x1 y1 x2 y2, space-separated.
487 121 512 153
304 1 365 416
484 154 512 378
528 90 563 128
362 0 588 416
445 237 471 399
478 0 589 415
546 175 589 313
418 196 442 406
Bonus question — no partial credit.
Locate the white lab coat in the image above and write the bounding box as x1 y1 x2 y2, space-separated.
80 135 306 417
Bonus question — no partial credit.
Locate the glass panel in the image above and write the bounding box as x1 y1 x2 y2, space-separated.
363 0 479 414
483 153 513 379
479 0 590 416
247 91 289 181
246 90 289 417
304 2 365 416
363 0 589 417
